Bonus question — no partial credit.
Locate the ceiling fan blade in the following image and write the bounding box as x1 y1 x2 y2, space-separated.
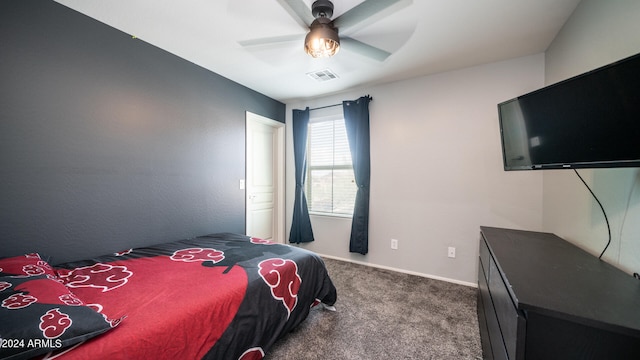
340 37 391 62
276 0 314 29
238 34 302 48
333 0 412 34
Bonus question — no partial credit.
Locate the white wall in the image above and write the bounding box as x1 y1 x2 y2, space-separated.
543 0 640 274
285 54 545 284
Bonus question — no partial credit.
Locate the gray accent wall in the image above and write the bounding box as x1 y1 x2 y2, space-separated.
0 0 285 264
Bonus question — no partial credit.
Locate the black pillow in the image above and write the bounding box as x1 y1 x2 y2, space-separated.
0 274 122 360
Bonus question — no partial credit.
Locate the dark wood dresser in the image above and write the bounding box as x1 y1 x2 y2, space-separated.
477 226 640 359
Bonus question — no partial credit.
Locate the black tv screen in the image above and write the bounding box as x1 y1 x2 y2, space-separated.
498 52 640 170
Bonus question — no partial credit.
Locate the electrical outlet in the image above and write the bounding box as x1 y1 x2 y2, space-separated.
391 238 398 250
448 247 456 258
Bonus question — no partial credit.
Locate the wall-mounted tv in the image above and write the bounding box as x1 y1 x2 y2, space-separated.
498 52 640 170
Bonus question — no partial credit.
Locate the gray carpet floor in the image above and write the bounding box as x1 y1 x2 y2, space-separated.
266 257 483 359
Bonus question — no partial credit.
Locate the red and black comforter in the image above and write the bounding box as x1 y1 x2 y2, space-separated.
47 233 337 359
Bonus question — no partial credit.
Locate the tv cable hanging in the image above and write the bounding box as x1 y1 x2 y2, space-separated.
574 169 611 259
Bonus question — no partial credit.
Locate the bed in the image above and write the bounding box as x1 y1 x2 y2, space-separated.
0 233 337 360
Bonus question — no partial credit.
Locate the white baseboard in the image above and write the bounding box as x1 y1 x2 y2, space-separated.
318 253 478 288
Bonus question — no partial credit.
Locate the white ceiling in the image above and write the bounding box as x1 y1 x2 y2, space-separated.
54 0 582 102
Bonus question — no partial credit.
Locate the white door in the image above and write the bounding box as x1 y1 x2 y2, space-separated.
246 112 285 243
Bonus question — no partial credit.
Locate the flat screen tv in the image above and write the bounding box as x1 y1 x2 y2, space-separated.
498 52 640 170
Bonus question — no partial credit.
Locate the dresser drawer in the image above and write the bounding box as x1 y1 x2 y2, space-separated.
478 261 508 360
479 234 491 281
488 256 524 360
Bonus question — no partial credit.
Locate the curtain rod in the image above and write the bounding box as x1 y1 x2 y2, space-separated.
309 103 342 111
309 95 372 111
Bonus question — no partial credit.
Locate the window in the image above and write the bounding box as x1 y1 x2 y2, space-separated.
306 116 357 216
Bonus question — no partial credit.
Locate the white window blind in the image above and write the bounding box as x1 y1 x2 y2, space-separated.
306 117 357 215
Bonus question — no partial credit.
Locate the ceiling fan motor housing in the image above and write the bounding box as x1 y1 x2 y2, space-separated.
312 0 334 19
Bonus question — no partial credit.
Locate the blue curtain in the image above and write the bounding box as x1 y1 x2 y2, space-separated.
343 96 371 255
289 108 314 243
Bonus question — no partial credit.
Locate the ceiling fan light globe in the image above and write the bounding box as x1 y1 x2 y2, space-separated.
304 19 340 58
305 37 340 58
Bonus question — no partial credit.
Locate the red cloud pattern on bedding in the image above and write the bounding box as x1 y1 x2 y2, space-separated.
40 308 73 339
239 347 265 360
259 258 301 318
3 292 38 309
57 264 133 292
250 237 274 245
170 247 225 263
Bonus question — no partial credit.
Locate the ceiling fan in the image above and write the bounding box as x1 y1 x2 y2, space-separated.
238 0 412 62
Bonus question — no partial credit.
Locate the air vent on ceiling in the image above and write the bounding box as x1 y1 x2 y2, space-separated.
306 68 339 82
